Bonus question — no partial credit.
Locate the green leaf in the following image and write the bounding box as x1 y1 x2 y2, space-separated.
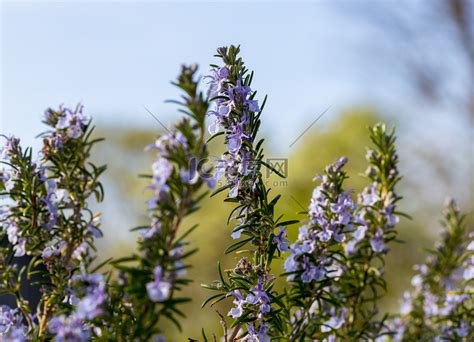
224 237 253 254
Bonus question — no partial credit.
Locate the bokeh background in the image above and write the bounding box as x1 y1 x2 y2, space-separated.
1 0 473 340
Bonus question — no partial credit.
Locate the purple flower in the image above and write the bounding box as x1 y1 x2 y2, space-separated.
238 151 255 176
208 117 221 135
151 158 173 191
383 318 405 341
13 238 26 257
370 228 386 253
72 242 89 260
207 66 229 98
0 305 25 336
455 320 469 338
464 256 473 280
247 99 259 112
382 203 399 226
274 227 289 252
71 273 106 320
330 191 355 225
245 323 270 342
360 183 380 206
316 225 333 242
146 266 172 302
42 239 67 259
321 308 347 333
0 136 20 161
49 314 90 342
301 256 325 283
2 171 16 192
440 293 468 316
344 239 358 255
146 130 187 154
43 180 68 225
87 216 102 238
227 124 248 154
400 291 412 315
206 66 259 197
231 228 243 239
6 222 20 245
141 218 161 240
284 254 299 281
353 225 367 241
245 282 271 316
423 292 439 317
229 182 240 198
228 290 245 318
55 106 89 139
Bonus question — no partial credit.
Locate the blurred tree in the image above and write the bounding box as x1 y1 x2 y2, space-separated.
352 0 473 116
344 0 473 228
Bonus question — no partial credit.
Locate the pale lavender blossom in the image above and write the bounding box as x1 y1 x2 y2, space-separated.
151 158 173 191
245 282 271 315
274 227 289 252
353 224 368 241
399 291 412 315
370 228 386 253
455 320 469 338
0 136 20 161
360 183 380 206
146 266 172 302
206 65 260 197
152 335 167 342
42 238 67 259
423 292 439 316
141 218 161 240
321 308 348 333
71 273 106 320
2 171 16 192
228 290 245 318
13 238 26 257
72 242 89 260
301 256 325 283
244 322 270 342
283 254 299 281
55 105 89 139
49 314 90 342
0 305 24 334
87 216 103 238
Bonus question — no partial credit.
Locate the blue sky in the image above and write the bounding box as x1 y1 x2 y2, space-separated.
1 1 405 150
1 1 471 207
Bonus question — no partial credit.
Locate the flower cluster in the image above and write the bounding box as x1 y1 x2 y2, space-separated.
0 104 105 338
146 266 172 302
0 305 27 341
336 124 401 339
207 46 260 198
385 199 473 341
284 125 403 341
228 280 272 319
284 157 355 284
283 157 356 340
0 135 44 257
108 64 212 340
43 104 90 149
203 46 288 342
49 273 106 341
344 130 400 256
